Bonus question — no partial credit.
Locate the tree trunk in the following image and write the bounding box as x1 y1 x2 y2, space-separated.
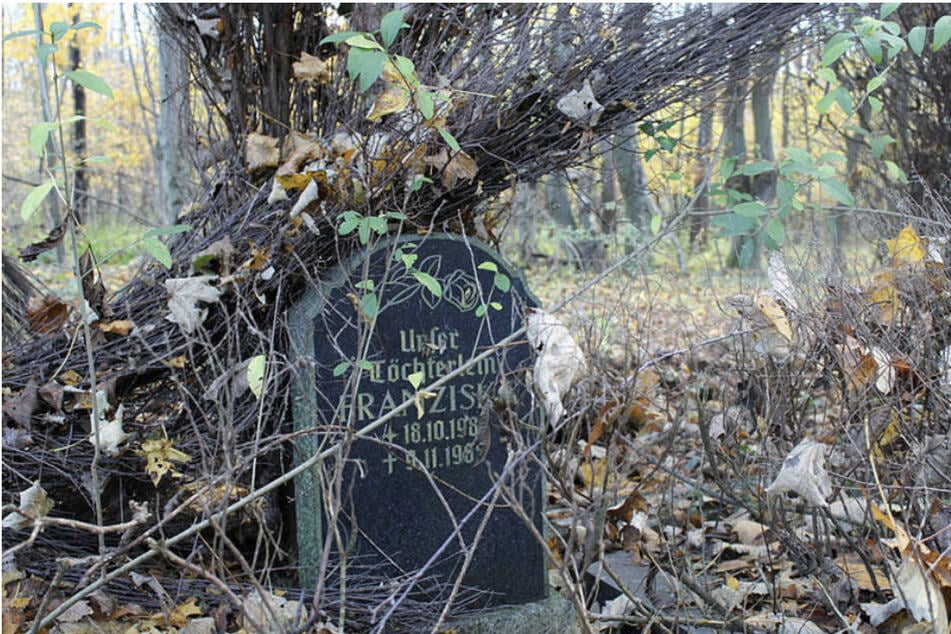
599 139 617 235
545 171 580 265
723 62 753 269
690 101 714 248
615 125 652 238
69 6 88 224
157 15 192 224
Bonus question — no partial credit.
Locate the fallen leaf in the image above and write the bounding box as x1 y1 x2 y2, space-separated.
765 439 832 507
167 597 202 628
97 319 135 336
55 600 93 624
526 309 587 422
136 437 192 486
90 402 130 457
165 275 222 334
556 79 603 126
26 294 69 334
2 481 54 530
885 224 926 267
247 355 266 399
894 553 948 633
293 51 331 83
246 132 281 173
2 379 38 427
755 293 793 341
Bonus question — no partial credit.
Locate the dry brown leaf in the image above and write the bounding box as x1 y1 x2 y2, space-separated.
755 293 793 341
60 370 82 386
276 140 327 180
97 319 135 336
765 439 832 507
165 275 222 334
26 294 69 334
2 379 38 427
293 51 331 83
2 481 54 530
166 596 203 628
246 132 280 173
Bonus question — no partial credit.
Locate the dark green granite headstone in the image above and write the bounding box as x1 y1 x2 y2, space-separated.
289 233 546 608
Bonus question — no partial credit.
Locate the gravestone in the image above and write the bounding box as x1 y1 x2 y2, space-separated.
289 233 547 611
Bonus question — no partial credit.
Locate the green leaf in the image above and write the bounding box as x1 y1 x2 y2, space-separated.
820 179 855 206
650 213 662 236
338 211 361 235
732 201 769 217
866 75 885 93
736 160 774 176
400 252 418 268
29 121 57 156
493 273 511 293
360 292 379 319
345 33 384 50
416 90 435 119
763 217 786 248
64 70 114 99
833 85 852 116
20 180 56 221
144 223 191 238
143 236 173 268
49 21 70 42
934 15 951 51
489 302 502 311
719 156 736 181
68 20 102 34
869 95 883 113
355 279 375 291
411 270 442 297
882 20 901 36
477 261 499 272
879 3 900 19
737 240 755 269
358 219 371 245
347 47 387 91
247 355 266 399
438 127 461 152
784 147 814 166
406 370 424 390
815 67 837 83
3 29 41 42
320 31 360 45
817 91 836 115
712 213 756 236
817 151 847 164
78 155 113 164
380 9 406 49
475 304 487 318
907 25 927 55
37 42 58 67
333 361 351 377
357 359 374 371
822 38 853 66
869 134 896 158
885 160 908 184
860 36 883 63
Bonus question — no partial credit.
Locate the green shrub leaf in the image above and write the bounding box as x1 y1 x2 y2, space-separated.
64 70 114 99
380 9 407 49
21 180 56 221
934 15 951 51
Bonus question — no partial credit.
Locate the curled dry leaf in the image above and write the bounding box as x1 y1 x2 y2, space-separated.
97 319 135 336
556 79 603 126
293 51 331 83
894 553 949 633
367 83 412 121
526 309 586 423
90 402 130 457
165 275 222 334
2 379 38 427
765 438 832 507
26 294 69 334
2 480 54 530
240 589 308 632
423 147 478 190
246 132 281 173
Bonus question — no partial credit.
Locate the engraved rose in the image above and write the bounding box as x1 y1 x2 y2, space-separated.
443 270 480 312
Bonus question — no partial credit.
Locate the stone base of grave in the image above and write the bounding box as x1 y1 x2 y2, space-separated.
443 592 581 634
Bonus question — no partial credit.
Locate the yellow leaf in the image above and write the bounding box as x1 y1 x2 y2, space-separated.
885 224 926 266
755 293 793 341
247 355 266 399
367 84 411 122
136 438 192 486
275 172 315 192
725 575 741 591
97 319 135 336
865 270 900 324
166 356 189 368
166 597 202 628
292 52 331 83
61 370 82 386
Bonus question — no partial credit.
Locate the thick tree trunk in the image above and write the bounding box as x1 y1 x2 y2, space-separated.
723 62 753 269
69 6 88 224
690 103 714 248
615 125 652 236
158 16 191 223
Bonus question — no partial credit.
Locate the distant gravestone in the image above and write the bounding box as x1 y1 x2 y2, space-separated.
289 233 546 609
